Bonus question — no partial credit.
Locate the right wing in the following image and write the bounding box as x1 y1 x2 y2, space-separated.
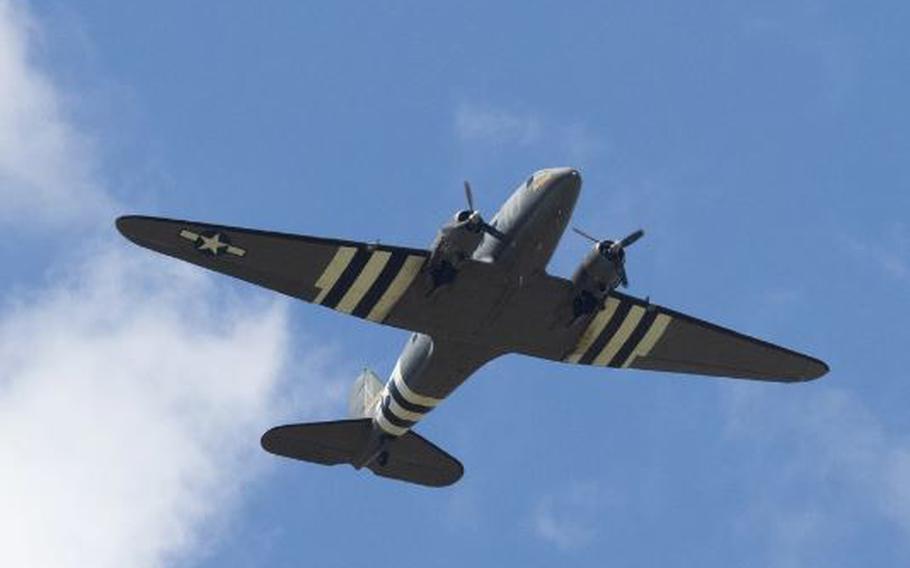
117 215 438 331
559 291 828 382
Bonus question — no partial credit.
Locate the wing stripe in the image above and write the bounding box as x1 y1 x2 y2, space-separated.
312 246 357 304
351 251 407 319
320 248 371 309
592 305 646 366
607 309 658 368
621 313 672 368
366 255 425 323
579 301 633 365
335 250 392 314
564 297 621 363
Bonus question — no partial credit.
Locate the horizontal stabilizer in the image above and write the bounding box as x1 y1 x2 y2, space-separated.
261 419 463 487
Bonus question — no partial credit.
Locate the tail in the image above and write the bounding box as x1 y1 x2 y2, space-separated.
261 419 463 487
260 369 462 487
348 368 384 419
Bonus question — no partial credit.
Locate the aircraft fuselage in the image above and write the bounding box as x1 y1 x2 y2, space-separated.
372 168 582 438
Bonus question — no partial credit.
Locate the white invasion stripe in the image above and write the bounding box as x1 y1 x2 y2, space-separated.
387 396 426 422
336 251 392 313
374 412 408 437
592 305 646 366
312 246 357 304
392 362 442 407
366 255 425 322
621 313 672 368
565 297 620 363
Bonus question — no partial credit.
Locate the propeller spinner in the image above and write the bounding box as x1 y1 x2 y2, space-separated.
572 226 645 288
457 181 505 240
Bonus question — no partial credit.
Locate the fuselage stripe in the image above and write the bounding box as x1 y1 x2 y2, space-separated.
565 297 621 363
335 250 392 313
319 248 371 309
351 252 407 318
388 381 433 415
375 412 408 437
393 365 443 407
607 309 658 367
579 301 632 365
381 398 417 429
592 305 646 366
312 246 357 304
620 312 672 368
366 255 425 323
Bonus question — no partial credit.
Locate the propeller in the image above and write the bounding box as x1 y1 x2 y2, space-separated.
572 226 645 288
458 181 506 239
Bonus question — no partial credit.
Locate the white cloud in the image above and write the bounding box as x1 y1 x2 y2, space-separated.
0 250 294 568
531 481 604 551
846 223 910 283
454 102 604 165
0 0 112 228
0 2 337 566
455 103 543 147
723 385 910 564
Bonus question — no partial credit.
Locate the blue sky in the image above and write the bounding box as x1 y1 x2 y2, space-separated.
1 1 908 566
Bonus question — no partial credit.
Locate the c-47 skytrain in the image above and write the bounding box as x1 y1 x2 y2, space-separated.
117 167 827 487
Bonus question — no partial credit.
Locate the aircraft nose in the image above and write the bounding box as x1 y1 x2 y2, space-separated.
554 167 581 192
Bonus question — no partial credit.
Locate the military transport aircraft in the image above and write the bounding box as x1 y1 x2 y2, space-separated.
117 167 827 487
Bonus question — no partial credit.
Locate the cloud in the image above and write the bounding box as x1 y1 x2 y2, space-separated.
531 481 604 551
846 223 910 283
0 2 335 566
0 0 112 228
454 102 605 167
455 103 543 147
0 250 294 568
723 385 910 564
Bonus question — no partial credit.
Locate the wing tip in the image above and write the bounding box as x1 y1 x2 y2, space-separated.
115 214 146 244
798 355 830 382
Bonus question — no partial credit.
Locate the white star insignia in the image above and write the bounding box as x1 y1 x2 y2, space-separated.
179 229 247 257
197 232 229 254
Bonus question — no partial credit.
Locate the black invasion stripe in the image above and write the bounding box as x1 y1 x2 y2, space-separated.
320 248 370 309
388 380 433 415
579 301 632 365
381 398 416 428
351 251 407 318
607 309 658 368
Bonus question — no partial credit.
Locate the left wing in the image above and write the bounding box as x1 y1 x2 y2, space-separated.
558 291 828 382
117 215 437 331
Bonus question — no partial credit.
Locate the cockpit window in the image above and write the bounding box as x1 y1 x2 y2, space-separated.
526 175 534 188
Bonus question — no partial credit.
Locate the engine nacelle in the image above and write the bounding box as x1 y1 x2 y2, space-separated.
571 245 623 316
426 211 486 287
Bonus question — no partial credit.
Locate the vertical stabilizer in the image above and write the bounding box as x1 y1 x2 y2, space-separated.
348 368 384 418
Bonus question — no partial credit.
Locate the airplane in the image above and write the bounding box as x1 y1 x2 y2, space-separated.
116 167 828 488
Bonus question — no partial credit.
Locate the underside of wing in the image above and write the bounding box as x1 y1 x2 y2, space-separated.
117 215 430 327
562 291 828 382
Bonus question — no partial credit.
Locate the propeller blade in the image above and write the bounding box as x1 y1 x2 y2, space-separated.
481 223 506 240
619 229 645 247
464 181 475 212
572 227 601 244
619 266 629 288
